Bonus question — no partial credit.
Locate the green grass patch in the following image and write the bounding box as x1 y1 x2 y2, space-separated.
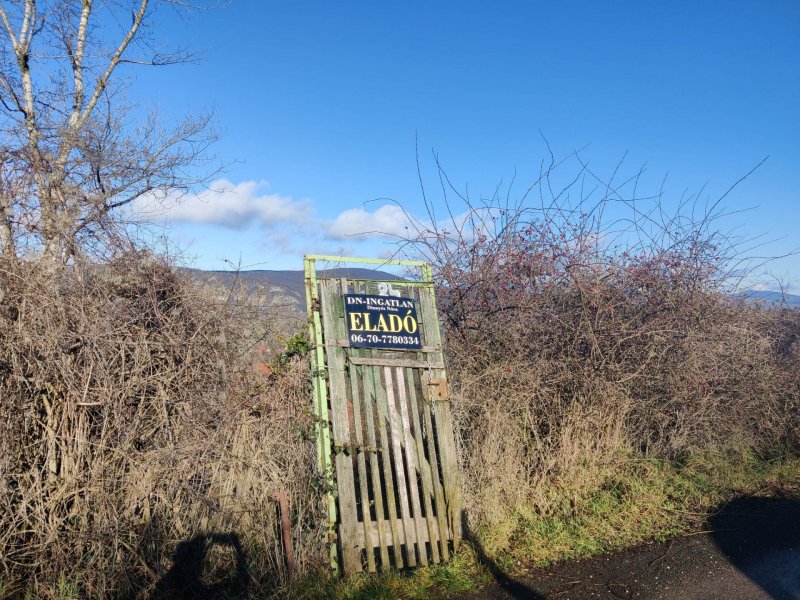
280 551 485 600
500 448 800 569
0 574 84 600
286 449 800 599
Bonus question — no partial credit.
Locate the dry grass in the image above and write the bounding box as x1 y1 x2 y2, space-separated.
0 254 324 598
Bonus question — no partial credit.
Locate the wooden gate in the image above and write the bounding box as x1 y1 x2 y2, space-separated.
304 255 461 574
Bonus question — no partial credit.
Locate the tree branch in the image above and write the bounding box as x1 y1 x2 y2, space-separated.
78 0 148 130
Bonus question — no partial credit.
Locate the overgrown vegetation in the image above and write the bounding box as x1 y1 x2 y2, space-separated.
412 155 798 552
1 0 797 596
306 155 800 598
1 154 799 597
0 255 323 598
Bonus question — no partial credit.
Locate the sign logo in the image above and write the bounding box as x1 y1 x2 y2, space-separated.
344 294 422 349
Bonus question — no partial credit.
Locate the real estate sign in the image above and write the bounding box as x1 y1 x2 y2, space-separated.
343 293 422 349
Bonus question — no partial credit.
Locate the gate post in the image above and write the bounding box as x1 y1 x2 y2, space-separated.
304 256 339 573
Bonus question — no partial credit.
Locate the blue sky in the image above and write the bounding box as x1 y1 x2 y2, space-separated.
131 1 799 286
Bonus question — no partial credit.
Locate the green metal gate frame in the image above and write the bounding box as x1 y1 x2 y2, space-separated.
304 254 445 573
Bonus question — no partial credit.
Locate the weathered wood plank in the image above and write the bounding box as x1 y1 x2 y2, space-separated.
320 279 362 573
326 340 440 353
395 366 429 566
359 361 390 568
350 281 391 569
368 355 404 569
417 284 463 547
349 357 445 369
384 366 419 566
421 385 451 560
348 358 376 572
404 366 442 563
411 285 450 560
361 516 433 546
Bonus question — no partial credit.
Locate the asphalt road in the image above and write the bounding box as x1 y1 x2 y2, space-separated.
457 495 800 600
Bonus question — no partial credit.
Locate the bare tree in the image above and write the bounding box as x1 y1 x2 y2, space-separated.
0 0 216 264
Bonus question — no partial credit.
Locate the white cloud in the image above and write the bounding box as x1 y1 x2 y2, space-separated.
327 204 419 240
133 179 456 263
135 179 314 230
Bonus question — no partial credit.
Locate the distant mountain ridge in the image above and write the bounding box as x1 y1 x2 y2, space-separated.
739 290 800 307
187 267 404 312
186 268 800 313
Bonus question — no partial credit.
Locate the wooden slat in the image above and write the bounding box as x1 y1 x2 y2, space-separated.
351 280 391 569
349 356 445 369
326 340 440 353
348 358 376 572
421 384 451 561
368 355 404 569
320 279 362 573
410 285 450 560
434 388 462 544
362 516 432 546
417 284 463 547
384 366 418 567
360 361 390 567
395 366 429 566
404 366 442 563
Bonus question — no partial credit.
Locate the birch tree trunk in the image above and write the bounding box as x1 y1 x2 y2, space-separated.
0 0 216 263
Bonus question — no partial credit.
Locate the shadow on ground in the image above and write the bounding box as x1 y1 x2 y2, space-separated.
462 512 546 599
710 495 800 600
151 532 250 600
458 494 800 599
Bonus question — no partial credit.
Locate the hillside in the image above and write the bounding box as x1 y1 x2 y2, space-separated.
740 290 800 307
187 267 800 314
186 267 405 314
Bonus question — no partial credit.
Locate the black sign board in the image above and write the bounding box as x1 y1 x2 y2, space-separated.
344 293 422 350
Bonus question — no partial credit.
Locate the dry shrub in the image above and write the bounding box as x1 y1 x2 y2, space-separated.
403 155 800 531
0 253 323 597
